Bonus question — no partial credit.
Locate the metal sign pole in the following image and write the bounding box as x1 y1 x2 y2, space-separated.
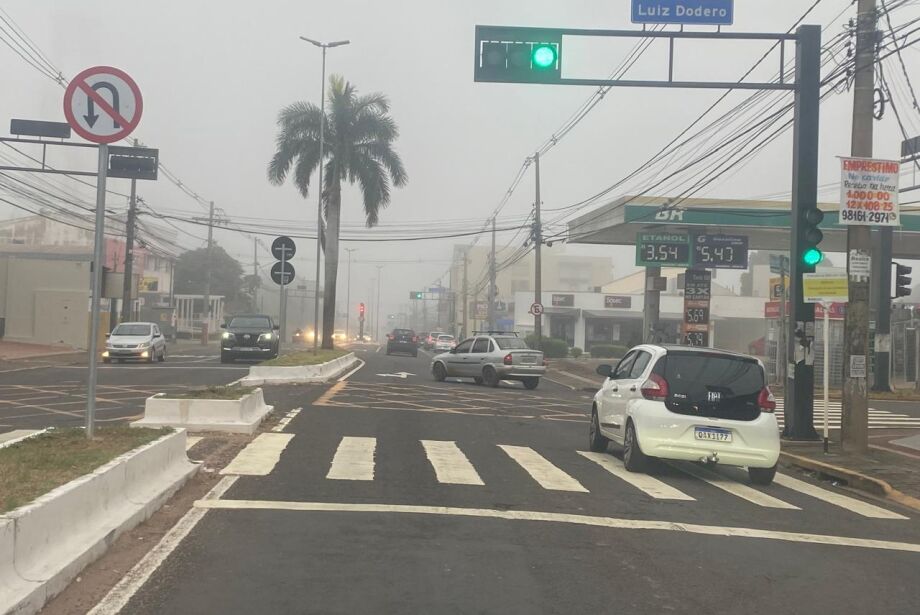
279 248 287 343
86 143 108 439
823 301 830 453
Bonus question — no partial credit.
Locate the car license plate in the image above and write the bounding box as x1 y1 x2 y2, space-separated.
521 356 537 364
239 347 257 352
694 427 732 442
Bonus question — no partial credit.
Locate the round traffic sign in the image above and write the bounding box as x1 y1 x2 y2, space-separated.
271 236 297 261
63 66 143 144
530 302 544 315
270 261 295 286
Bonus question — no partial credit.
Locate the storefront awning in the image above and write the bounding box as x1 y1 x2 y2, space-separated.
583 309 642 319
544 307 581 317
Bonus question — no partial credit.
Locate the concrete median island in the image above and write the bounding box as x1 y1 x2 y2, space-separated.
133 386 274 435
241 350 358 386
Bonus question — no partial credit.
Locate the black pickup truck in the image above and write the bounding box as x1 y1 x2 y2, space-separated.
220 314 280 363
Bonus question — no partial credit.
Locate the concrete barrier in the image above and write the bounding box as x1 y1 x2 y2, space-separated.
241 352 357 386
0 430 197 615
132 388 273 435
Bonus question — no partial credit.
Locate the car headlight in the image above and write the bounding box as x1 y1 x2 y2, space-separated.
261 333 273 341
222 332 232 340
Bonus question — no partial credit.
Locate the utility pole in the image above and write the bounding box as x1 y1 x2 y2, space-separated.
252 237 259 311
533 152 543 341
345 248 356 339
842 0 876 452
643 266 662 343
120 138 139 325
376 265 383 339
488 216 497 331
461 247 469 339
202 200 215 345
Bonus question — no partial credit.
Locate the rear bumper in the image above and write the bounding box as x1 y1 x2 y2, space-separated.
631 403 780 469
387 342 417 353
494 364 546 378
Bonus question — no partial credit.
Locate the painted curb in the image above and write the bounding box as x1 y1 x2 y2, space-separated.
0 429 198 615
241 352 358 386
132 388 273 435
0 430 48 450
779 451 920 513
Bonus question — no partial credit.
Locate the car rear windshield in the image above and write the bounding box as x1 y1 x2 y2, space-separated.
437 335 454 341
393 329 414 336
112 324 151 336
495 337 528 350
229 316 271 328
660 351 764 421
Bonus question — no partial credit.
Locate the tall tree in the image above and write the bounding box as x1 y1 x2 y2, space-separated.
268 75 407 348
174 245 250 312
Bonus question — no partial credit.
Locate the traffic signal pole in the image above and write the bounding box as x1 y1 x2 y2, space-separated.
533 152 543 341
872 228 893 391
784 25 821 441
488 217 497 331
842 0 877 453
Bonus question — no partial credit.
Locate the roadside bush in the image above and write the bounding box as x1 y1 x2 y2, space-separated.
590 344 629 359
570 347 583 359
524 335 570 358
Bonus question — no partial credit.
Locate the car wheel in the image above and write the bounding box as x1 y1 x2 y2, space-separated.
147 351 155 364
158 347 166 362
748 464 777 486
473 377 483 385
589 407 610 453
522 377 539 390
483 366 500 388
433 363 447 382
623 420 650 473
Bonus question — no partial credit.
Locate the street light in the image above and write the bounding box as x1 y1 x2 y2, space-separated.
299 35 350 353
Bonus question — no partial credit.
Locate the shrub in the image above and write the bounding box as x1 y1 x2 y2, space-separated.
524 335 570 358
570 347 583 359
590 344 629 359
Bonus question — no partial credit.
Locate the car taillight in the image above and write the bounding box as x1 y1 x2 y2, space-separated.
640 373 669 401
387 334 394 340
758 387 776 413
412 336 418 343
543 358 549 366
503 353 513 365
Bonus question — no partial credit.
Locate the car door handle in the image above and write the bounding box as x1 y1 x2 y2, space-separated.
611 386 618 392
629 386 637 392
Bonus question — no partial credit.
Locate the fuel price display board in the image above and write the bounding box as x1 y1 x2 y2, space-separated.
636 232 749 270
635 233 691 267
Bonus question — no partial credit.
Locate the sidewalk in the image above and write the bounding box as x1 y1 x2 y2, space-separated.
780 439 920 512
545 358 606 390
0 340 81 361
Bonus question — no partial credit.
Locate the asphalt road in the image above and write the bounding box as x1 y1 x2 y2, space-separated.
106 346 920 614
0 342 247 433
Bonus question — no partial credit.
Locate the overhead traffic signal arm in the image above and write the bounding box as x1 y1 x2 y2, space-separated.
475 26 562 84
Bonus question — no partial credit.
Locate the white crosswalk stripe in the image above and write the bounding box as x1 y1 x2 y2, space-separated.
221 433 294 476
421 440 484 485
774 398 920 429
668 462 800 510
327 436 376 481
773 472 908 519
578 451 695 500
499 445 588 492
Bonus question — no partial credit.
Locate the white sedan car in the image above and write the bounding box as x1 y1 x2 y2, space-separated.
589 344 780 485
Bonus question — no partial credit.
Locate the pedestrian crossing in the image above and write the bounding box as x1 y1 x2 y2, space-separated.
774 398 920 429
223 435 909 520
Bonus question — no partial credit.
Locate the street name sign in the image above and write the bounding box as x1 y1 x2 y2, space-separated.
803 273 849 304
769 253 790 274
631 0 734 26
64 66 143 144
839 157 900 226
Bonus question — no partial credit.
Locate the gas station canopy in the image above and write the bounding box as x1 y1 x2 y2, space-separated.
566 195 920 258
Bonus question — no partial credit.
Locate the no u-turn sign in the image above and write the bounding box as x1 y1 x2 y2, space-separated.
63 66 143 143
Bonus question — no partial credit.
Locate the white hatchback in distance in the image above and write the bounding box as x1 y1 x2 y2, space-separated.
589 344 780 485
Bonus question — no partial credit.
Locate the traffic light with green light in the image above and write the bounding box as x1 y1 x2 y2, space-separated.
800 208 824 267
474 26 562 84
409 291 423 300
894 263 913 298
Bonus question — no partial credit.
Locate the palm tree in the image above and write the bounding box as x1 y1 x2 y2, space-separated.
268 75 407 349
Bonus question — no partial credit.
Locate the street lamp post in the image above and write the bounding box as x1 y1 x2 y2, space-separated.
299 36 350 353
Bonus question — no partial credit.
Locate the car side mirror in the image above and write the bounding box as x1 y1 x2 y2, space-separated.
449 348 457 354
596 364 613 378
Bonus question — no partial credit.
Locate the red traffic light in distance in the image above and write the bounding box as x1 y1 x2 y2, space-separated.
358 302 366 316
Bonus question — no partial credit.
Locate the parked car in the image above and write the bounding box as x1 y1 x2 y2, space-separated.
430 332 545 389
588 344 780 485
220 314 280 363
103 322 167 363
386 328 419 356
433 334 456 352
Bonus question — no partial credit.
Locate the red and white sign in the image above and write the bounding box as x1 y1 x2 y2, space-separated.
64 66 143 144
764 301 846 320
529 302 544 316
839 157 900 226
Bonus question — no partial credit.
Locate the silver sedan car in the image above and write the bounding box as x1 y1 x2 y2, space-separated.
431 333 545 389
103 322 167 363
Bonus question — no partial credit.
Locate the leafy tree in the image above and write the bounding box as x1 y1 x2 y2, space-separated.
268 75 407 348
174 245 250 312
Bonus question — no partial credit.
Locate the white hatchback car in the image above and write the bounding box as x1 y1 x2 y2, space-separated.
589 344 780 485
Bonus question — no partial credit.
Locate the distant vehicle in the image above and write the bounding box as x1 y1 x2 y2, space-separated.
386 328 419 357
589 344 780 485
220 314 280 363
433 334 456 352
103 322 167 363
353 334 372 343
332 329 347 344
425 331 446 349
431 332 545 390
292 328 315 344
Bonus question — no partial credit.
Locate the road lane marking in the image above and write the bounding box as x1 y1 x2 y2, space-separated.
578 451 695 501
327 436 376 481
669 462 799 510
421 440 484 485
193 500 920 554
272 408 302 433
89 476 238 615
220 433 294 476
499 445 588 492
338 359 366 381
772 473 908 520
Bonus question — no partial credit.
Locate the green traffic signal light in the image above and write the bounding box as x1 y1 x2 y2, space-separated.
802 247 823 267
532 44 557 69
